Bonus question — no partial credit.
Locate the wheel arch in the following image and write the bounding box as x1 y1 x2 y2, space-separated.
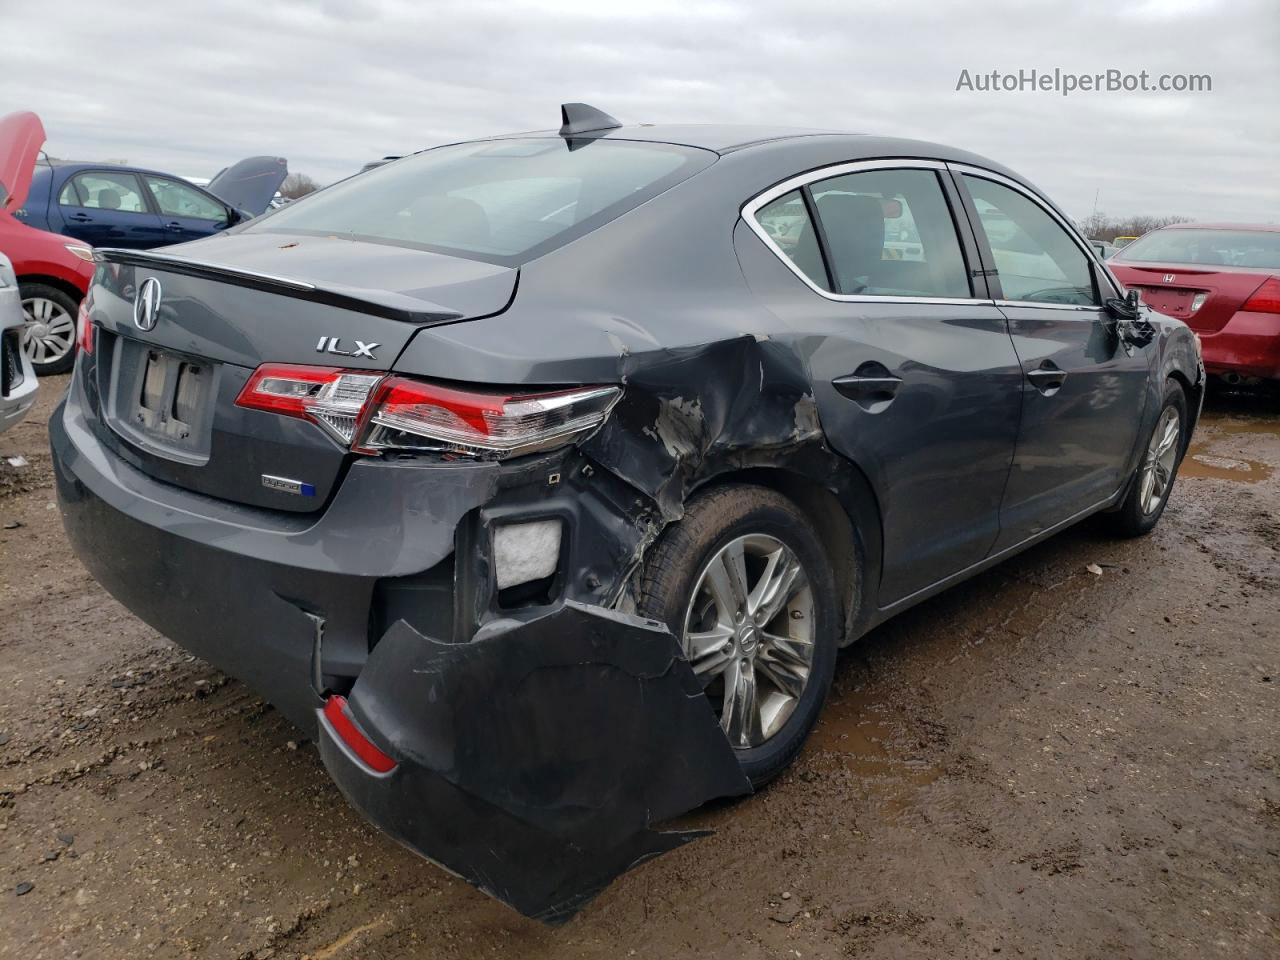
17 273 86 306
692 462 883 646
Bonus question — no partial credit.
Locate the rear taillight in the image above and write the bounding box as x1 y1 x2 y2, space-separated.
1242 277 1280 314
237 363 620 460
354 379 621 459
235 364 382 444
75 299 93 356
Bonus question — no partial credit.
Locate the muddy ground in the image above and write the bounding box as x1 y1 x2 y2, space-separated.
1 376 1276 959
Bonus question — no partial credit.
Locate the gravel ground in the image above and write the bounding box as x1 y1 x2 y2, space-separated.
1 376 1276 959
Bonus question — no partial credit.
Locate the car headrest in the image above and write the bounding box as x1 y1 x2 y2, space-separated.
98 188 121 210
818 193 885 293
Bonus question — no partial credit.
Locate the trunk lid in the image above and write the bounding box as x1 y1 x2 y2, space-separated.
84 234 515 512
0 111 44 213
1110 261 1275 334
206 156 289 216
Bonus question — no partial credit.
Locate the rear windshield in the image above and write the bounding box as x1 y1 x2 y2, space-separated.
244 138 714 266
1116 228 1280 269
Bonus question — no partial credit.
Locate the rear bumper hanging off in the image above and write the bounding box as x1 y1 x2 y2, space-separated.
318 603 751 924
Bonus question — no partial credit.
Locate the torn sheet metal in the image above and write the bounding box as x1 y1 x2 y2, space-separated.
316 601 751 924
580 335 828 520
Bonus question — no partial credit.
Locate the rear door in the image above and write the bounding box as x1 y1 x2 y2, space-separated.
55 170 167 248
141 174 234 243
954 168 1150 549
741 160 1023 605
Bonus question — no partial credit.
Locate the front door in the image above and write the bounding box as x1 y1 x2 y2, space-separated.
956 171 1151 550
741 161 1024 605
141 175 233 244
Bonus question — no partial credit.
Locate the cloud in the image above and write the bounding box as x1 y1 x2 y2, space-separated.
0 0 1274 221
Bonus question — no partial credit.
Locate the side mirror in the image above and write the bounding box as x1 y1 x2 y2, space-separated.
1105 288 1155 348
1105 287 1141 321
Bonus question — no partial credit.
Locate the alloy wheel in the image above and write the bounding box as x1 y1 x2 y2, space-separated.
1138 406 1181 515
21 297 76 367
682 533 816 748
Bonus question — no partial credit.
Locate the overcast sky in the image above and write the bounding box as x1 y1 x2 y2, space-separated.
2 0 1276 222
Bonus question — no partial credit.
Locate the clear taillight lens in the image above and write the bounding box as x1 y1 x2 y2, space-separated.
235 364 382 444
355 379 621 459
236 364 621 460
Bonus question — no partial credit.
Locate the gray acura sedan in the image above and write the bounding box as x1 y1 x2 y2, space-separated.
51 104 1202 922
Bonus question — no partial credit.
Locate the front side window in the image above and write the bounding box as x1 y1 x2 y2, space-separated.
244 138 714 265
1116 228 1280 269
808 168 972 298
144 176 227 221
963 175 1096 306
59 171 149 213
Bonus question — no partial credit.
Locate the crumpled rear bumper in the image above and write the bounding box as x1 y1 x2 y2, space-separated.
317 602 751 924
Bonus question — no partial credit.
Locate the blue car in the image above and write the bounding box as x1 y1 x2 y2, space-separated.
14 156 287 249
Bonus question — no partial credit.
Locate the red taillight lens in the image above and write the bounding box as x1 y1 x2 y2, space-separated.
75 299 93 356
322 696 396 773
237 363 620 460
353 378 621 459
1242 277 1280 314
235 363 382 444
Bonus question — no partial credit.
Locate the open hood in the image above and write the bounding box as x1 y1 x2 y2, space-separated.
207 155 288 216
0 111 45 213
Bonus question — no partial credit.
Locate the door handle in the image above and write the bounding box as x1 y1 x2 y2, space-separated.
164 221 184 231
833 364 903 411
67 213 93 222
1027 361 1067 395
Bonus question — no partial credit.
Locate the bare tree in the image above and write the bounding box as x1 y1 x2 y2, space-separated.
280 172 320 200
1079 212 1191 241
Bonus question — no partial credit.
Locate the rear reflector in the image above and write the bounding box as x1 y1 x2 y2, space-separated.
322 695 397 773
1242 277 1280 315
76 299 93 356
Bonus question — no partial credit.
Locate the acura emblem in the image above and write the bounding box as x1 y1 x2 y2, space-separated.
1162 274 1176 283
134 277 162 331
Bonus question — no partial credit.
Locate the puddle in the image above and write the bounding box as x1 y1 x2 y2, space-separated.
802 690 941 815
1181 448 1273 484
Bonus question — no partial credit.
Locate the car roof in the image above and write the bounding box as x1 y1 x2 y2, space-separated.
509 123 848 153
1162 221 1280 233
43 159 196 180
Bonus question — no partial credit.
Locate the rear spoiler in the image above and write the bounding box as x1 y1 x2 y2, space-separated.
95 248 464 325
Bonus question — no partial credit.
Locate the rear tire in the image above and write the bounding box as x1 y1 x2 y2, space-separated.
638 484 841 787
1107 380 1189 537
19 283 79 376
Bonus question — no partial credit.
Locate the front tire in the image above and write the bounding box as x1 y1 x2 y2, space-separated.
638 484 840 787
19 283 79 375
1108 380 1189 537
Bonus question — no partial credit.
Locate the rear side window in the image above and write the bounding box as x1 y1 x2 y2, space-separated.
755 190 829 290
810 169 971 298
245 139 715 266
963 175 1096 306
59 171 149 213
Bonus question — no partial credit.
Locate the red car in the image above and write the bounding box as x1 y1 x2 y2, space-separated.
0 111 95 375
1109 223 1280 383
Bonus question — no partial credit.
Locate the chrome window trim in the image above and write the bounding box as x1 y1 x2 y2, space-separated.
950 162 1114 309
741 158 993 307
